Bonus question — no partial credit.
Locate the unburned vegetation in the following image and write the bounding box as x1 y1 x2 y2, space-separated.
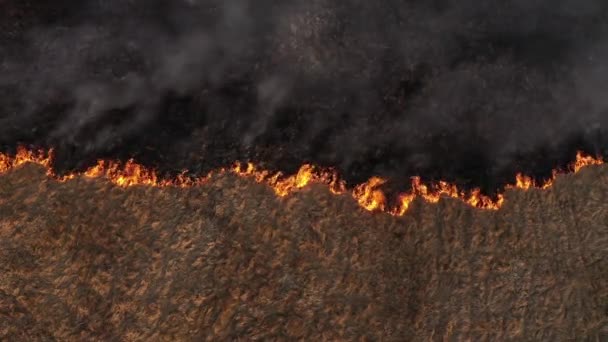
0 163 606 340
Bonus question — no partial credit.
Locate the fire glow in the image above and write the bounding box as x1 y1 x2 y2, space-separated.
0 147 603 216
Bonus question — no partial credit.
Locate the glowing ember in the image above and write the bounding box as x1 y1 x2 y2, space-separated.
0 147 603 216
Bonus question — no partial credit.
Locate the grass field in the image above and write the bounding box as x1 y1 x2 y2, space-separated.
0 163 607 340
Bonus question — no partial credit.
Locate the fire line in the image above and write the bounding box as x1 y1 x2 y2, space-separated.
0 147 603 216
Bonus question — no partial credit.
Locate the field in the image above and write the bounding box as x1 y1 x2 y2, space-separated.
0 163 607 340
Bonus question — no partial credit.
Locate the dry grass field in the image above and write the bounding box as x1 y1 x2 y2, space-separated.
0 163 607 340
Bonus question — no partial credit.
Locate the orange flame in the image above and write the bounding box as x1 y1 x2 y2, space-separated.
0 146 52 175
513 173 535 190
353 177 387 211
0 147 603 216
572 151 603 172
233 163 346 197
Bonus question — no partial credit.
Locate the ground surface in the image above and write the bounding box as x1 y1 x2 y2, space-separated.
0 163 607 341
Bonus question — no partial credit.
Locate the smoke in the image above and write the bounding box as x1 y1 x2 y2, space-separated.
1 0 271 150
0 0 607 191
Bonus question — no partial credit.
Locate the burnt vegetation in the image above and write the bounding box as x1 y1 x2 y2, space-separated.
0 0 607 194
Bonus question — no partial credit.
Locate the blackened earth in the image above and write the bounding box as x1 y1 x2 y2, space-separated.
1 1 607 196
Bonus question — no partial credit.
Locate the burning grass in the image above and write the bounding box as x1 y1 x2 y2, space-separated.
0 147 603 215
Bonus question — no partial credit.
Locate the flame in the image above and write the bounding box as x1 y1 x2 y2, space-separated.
513 173 535 190
392 193 416 216
233 163 346 197
572 151 603 172
0 146 52 175
0 147 603 216
353 177 387 211
506 152 605 191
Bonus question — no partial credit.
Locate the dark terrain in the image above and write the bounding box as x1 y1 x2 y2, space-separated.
0 163 606 340
1 0 608 194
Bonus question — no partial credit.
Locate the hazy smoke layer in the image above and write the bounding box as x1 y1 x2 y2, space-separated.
0 0 607 192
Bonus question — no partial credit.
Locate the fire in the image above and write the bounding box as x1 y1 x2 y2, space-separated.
353 177 387 211
233 163 346 197
507 152 605 191
0 147 603 216
84 159 159 187
393 193 416 216
513 173 535 190
573 151 603 172
0 146 52 175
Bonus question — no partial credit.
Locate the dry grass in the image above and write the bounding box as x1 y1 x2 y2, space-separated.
0 163 607 341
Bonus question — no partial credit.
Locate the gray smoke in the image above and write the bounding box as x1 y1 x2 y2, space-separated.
0 0 607 187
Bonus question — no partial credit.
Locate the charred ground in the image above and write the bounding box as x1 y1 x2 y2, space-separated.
1 0 608 195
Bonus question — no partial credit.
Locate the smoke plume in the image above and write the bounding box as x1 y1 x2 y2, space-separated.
0 0 607 193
